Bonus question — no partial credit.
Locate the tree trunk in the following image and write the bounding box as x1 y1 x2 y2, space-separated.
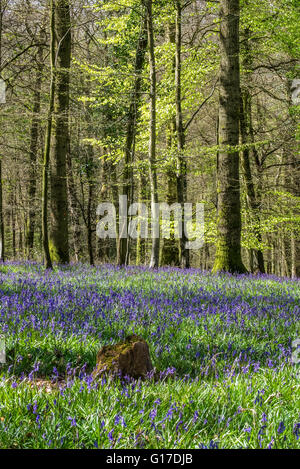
240 93 265 273
239 26 264 273
161 24 180 267
117 11 147 266
291 230 297 278
161 161 180 266
175 0 190 269
66 149 82 262
49 0 71 264
212 0 246 274
86 167 95 266
146 0 159 268
11 193 16 258
18 226 23 258
26 47 43 259
110 162 119 262
136 171 147 265
42 0 55 270
0 158 3 262
0 0 5 262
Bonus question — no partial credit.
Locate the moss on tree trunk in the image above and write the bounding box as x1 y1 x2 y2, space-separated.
49 0 71 264
213 0 246 274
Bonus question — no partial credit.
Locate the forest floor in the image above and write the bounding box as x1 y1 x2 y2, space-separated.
0 262 299 449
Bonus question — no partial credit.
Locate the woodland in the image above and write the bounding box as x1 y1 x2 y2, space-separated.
0 0 299 273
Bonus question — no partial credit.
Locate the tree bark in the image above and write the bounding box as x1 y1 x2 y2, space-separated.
161 23 180 267
66 148 82 262
0 0 5 262
239 26 264 273
240 93 265 273
26 46 43 259
117 10 147 266
86 155 95 266
175 0 190 269
49 0 71 264
42 0 55 270
136 171 147 265
212 0 246 273
10 192 15 258
146 0 159 268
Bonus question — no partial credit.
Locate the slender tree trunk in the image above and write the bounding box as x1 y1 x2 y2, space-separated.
86 169 95 266
117 11 147 265
175 0 190 269
136 171 147 265
110 162 119 262
239 26 264 273
66 149 82 262
18 226 23 258
161 160 180 265
0 0 5 262
240 93 265 273
161 24 180 267
213 0 246 273
26 47 43 259
49 0 71 264
290 96 300 277
266 235 271 274
272 239 276 275
83 40 98 267
42 1 55 270
11 193 15 258
291 230 296 278
97 157 109 262
280 232 288 277
97 159 118 263
0 158 3 262
146 0 159 268
205 243 210 270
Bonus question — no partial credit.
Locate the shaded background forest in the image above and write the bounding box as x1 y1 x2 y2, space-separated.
0 0 299 276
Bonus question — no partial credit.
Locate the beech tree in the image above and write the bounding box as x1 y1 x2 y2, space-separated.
0 0 6 262
49 0 71 264
213 0 246 273
117 8 148 266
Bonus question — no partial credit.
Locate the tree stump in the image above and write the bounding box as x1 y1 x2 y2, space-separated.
93 334 153 379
